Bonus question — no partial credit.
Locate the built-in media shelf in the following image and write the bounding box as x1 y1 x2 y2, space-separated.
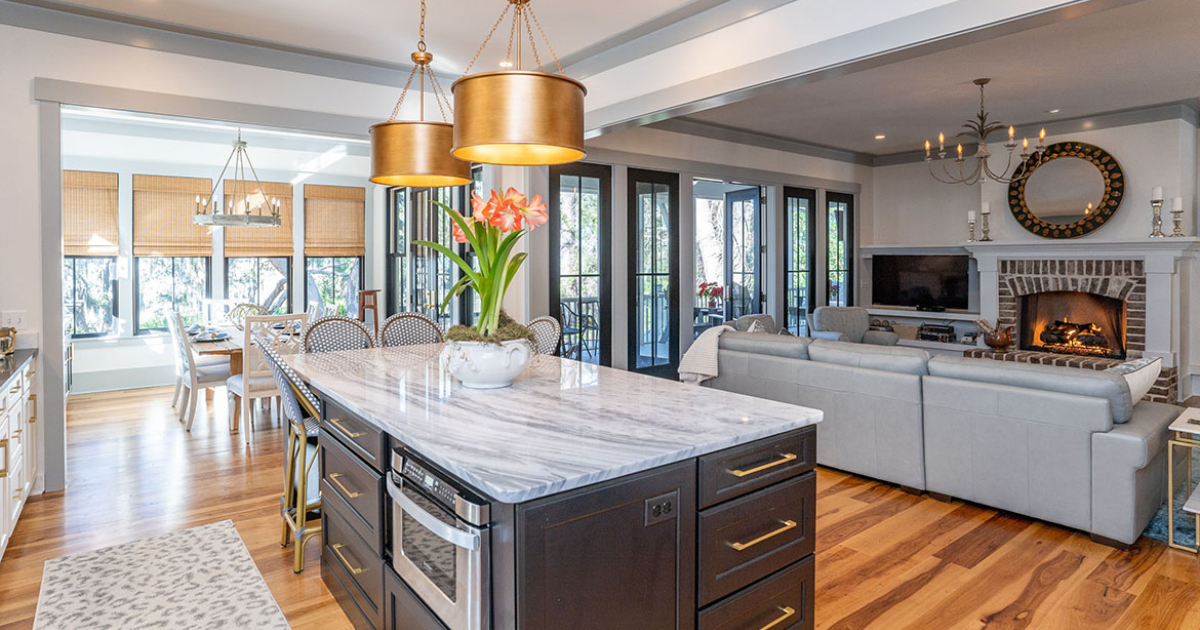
867 307 979 322
897 338 979 353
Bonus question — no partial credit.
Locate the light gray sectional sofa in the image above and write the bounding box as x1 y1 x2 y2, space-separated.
704 333 1181 546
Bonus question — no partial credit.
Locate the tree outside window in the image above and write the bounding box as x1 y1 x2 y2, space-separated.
63 256 117 337
306 257 361 317
227 257 289 313
137 257 208 331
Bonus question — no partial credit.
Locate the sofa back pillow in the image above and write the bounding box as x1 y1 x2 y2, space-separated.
808 339 931 376
928 355 1134 423
719 331 812 360
1106 357 1162 405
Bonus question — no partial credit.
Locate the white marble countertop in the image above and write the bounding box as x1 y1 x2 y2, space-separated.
285 345 822 503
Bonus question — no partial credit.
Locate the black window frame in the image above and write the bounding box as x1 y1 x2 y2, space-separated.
824 191 855 308
785 186 817 335
133 256 213 334
627 168 680 378
63 255 119 339
723 186 765 320
550 162 612 366
304 255 366 318
224 256 292 314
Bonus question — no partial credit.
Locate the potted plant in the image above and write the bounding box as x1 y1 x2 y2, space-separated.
415 187 546 389
698 282 724 308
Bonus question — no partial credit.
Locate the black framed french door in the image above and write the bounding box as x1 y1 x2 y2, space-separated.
785 187 816 335
825 191 855 307
386 186 468 327
627 168 679 378
550 162 612 366
723 187 763 320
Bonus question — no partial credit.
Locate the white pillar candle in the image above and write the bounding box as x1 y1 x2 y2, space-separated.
968 210 977 222
1172 197 1184 211
981 202 991 215
1152 187 1163 200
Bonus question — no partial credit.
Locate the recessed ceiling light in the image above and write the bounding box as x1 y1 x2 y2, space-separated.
1047 109 1060 114
874 134 886 140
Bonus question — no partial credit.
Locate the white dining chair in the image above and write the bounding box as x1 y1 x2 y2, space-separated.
172 311 233 431
167 311 226 411
203 298 237 327
229 312 308 442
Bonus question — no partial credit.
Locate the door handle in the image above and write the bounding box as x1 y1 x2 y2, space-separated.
387 478 480 550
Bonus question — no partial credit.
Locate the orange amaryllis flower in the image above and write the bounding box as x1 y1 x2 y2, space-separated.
491 201 524 232
518 194 548 229
449 210 471 243
471 192 496 222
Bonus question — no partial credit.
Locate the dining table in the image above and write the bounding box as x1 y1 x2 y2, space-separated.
191 326 244 375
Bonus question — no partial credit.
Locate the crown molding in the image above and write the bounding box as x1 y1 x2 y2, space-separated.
650 118 875 166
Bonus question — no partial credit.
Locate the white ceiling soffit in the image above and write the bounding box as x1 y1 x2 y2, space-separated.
679 0 1200 156
581 0 1146 135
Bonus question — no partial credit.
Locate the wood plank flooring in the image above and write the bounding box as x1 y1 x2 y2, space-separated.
1 386 1198 629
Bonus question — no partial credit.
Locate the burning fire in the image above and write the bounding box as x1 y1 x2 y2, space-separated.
1033 319 1118 357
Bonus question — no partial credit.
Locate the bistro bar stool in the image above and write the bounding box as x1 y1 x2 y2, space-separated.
302 316 374 353
527 316 562 356
379 312 444 347
258 341 322 573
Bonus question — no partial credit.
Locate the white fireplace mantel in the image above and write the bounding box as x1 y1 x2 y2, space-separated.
965 238 1200 381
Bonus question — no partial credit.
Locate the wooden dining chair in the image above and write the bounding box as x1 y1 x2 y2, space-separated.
527 316 562 356
378 312 443 347
302 316 374 353
172 311 232 431
228 312 308 442
258 341 321 573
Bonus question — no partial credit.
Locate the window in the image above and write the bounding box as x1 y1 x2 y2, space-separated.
694 195 725 334
551 163 611 365
785 187 816 335
226 257 290 313
387 187 409 315
136 257 209 332
825 192 854 307
627 168 679 377
304 184 366 317
306 257 362 316
63 256 117 338
132 174 213 332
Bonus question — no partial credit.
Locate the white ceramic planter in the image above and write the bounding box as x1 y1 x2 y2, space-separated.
441 339 533 389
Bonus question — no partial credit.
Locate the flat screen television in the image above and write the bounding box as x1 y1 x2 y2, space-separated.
872 255 970 310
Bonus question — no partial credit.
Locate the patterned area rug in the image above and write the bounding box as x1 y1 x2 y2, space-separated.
1142 448 1199 547
34 520 290 630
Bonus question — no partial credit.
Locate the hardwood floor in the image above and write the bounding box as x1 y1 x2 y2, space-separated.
1 386 1198 629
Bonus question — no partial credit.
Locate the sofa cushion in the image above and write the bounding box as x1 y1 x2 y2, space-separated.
928 355 1134 423
719 331 811 360
1106 357 1162 405
808 339 931 375
732 314 778 334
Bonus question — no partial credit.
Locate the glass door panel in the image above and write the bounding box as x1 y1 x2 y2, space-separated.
724 187 762 320
826 191 854 307
550 163 611 365
785 187 816 335
628 169 679 377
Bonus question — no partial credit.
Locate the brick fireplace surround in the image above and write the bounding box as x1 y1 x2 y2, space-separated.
965 241 1200 405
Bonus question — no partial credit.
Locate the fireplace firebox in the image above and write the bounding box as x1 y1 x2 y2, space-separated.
1019 291 1126 359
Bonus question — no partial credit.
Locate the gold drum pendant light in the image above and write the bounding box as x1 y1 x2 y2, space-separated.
452 0 587 166
370 0 470 187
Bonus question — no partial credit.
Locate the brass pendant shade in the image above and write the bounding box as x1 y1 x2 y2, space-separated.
451 71 586 166
370 121 471 187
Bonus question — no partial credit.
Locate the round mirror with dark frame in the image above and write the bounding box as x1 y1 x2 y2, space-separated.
1008 142 1124 239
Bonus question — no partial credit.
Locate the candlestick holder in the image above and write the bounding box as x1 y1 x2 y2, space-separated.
1150 199 1165 238
980 213 993 242
967 219 977 243
1170 207 1186 237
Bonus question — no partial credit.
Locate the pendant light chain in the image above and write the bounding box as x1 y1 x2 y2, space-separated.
462 0 566 76
386 0 453 124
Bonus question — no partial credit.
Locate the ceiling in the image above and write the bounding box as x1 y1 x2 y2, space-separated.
46 0 699 74
679 0 1200 156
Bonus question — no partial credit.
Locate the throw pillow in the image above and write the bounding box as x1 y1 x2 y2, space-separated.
1106 357 1162 405
777 328 794 337
747 319 769 334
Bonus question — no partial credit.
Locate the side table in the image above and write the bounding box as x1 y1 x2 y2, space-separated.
1168 408 1200 552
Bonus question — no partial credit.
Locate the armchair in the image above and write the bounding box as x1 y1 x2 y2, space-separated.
810 306 899 346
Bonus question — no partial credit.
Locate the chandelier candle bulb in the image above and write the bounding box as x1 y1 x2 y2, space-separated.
939 133 945 151
925 140 931 158
957 144 963 159
1008 126 1015 140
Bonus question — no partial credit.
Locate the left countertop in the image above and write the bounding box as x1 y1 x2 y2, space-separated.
0 350 36 389
285 345 822 504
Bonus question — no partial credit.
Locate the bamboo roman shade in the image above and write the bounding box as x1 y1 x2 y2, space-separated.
132 175 213 257
223 180 295 257
304 184 366 257
63 170 119 256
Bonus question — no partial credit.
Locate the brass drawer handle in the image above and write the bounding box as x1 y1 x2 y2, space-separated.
0 438 7 479
331 543 365 575
759 606 796 630
729 520 797 551
329 418 364 438
28 394 36 423
8 386 18 395
11 429 20 439
328 473 361 499
729 453 797 478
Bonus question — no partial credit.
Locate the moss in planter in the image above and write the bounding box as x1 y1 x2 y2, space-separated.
444 311 536 345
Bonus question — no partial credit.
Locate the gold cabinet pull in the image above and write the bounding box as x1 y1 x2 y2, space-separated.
729 453 797 478
331 543 364 575
729 520 797 551
328 473 361 499
0 438 7 478
28 394 36 423
329 418 364 438
759 606 796 630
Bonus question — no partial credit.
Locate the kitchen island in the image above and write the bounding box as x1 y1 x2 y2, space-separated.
285 345 822 630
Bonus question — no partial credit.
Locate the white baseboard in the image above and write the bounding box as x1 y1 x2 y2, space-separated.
71 366 175 394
